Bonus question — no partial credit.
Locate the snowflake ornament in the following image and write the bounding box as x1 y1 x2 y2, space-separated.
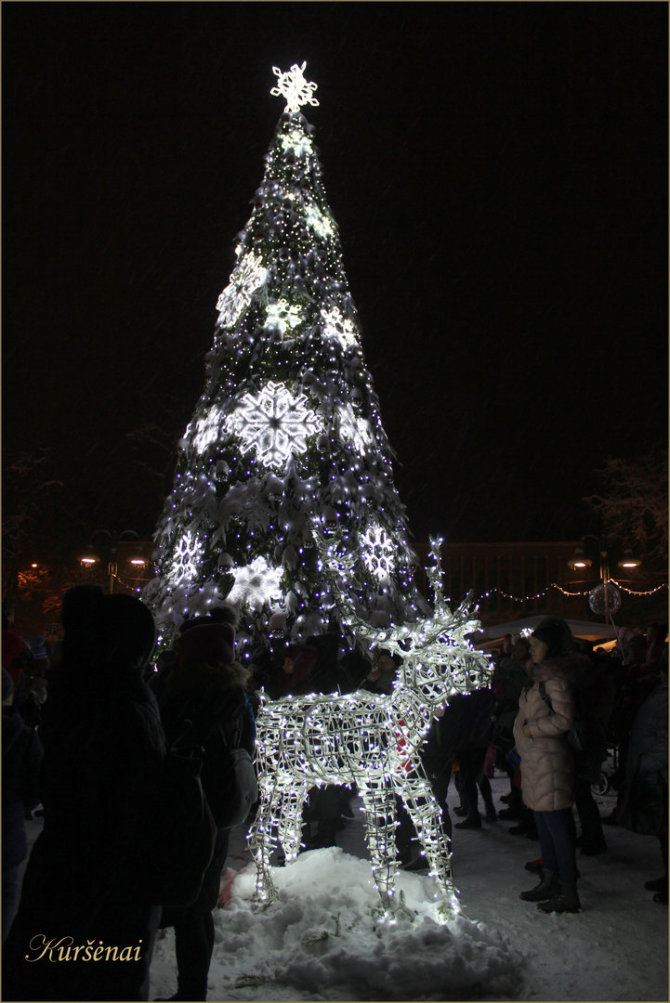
279 128 313 158
361 523 396 580
216 251 268 328
264 298 304 336
167 530 203 586
320 305 359 351
305 203 335 240
192 407 222 454
227 556 285 612
229 381 322 468
271 62 319 114
338 403 375 452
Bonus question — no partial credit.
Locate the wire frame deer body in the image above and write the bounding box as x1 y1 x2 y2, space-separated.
247 533 491 918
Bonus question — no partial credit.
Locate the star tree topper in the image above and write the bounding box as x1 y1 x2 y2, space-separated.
271 62 319 114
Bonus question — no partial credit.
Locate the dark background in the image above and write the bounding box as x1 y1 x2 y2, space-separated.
3 2 668 558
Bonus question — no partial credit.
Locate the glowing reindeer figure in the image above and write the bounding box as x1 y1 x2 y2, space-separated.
248 533 491 918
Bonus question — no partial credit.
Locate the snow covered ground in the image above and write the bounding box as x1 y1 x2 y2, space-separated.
20 771 667 1001
145 772 668 1002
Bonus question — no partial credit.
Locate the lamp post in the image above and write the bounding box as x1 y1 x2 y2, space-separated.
80 530 150 595
567 535 641 623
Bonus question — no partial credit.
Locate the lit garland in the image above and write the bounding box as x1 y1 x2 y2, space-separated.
109 573 145 594
609 579 668 597
460 580 669 605
249 534 492 921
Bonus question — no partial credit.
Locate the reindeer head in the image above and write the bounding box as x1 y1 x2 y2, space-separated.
312 525 492 701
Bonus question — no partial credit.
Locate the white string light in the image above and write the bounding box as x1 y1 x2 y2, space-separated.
216 251 268 329
462 580 668 605
320 304 359 351
228 381 323 468
226 555 285 612
264 299 304 336
270 62 319 114
248 533 492 922
166 530 203 586
609 579 668 597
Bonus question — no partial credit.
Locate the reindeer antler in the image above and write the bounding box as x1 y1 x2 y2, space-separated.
312 521 489 680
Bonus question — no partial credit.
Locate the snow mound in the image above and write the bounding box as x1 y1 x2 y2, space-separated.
209 847 525 1001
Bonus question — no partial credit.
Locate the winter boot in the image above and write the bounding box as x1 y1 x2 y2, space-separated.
644 876 666 892
455 814 482 830
525 857 544 874
499 807 522 821
538 881 581 913
482 792 497 822
520 870 559 902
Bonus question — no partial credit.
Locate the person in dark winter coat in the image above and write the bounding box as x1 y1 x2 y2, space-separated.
360 648 399 695
618 647 668 903
570 643 617 856
491 638 530 820
452 687 497 829
3 586 166 1002
2 668 43 943
419 689 496 846
158 613 254 1002
514 616 585 914
267 642 318 699
2 605 32 714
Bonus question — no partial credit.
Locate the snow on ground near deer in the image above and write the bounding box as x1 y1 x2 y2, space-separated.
154 846 524 1001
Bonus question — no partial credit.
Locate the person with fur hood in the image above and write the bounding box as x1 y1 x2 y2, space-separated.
157 607 255 1002
514 616 587 914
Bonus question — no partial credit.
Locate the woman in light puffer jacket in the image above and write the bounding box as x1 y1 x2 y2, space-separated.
513 616 583 914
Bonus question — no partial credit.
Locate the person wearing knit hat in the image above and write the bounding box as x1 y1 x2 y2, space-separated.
157 612 254 1002
513 615 588 915
530 617 574 661
175 622 235 667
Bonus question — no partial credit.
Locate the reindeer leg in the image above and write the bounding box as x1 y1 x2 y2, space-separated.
247 777 280 904
276 783 310 862
359 780 399 918
400 769 459 917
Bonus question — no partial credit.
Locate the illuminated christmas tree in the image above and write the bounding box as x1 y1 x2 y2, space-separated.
144 64 424 647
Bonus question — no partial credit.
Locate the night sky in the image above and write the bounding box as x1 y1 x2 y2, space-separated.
3 2 668 558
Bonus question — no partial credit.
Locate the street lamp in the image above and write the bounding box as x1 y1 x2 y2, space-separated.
79 530 149 594
567 546 592 571
619 549 642 570
567 535 641 622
